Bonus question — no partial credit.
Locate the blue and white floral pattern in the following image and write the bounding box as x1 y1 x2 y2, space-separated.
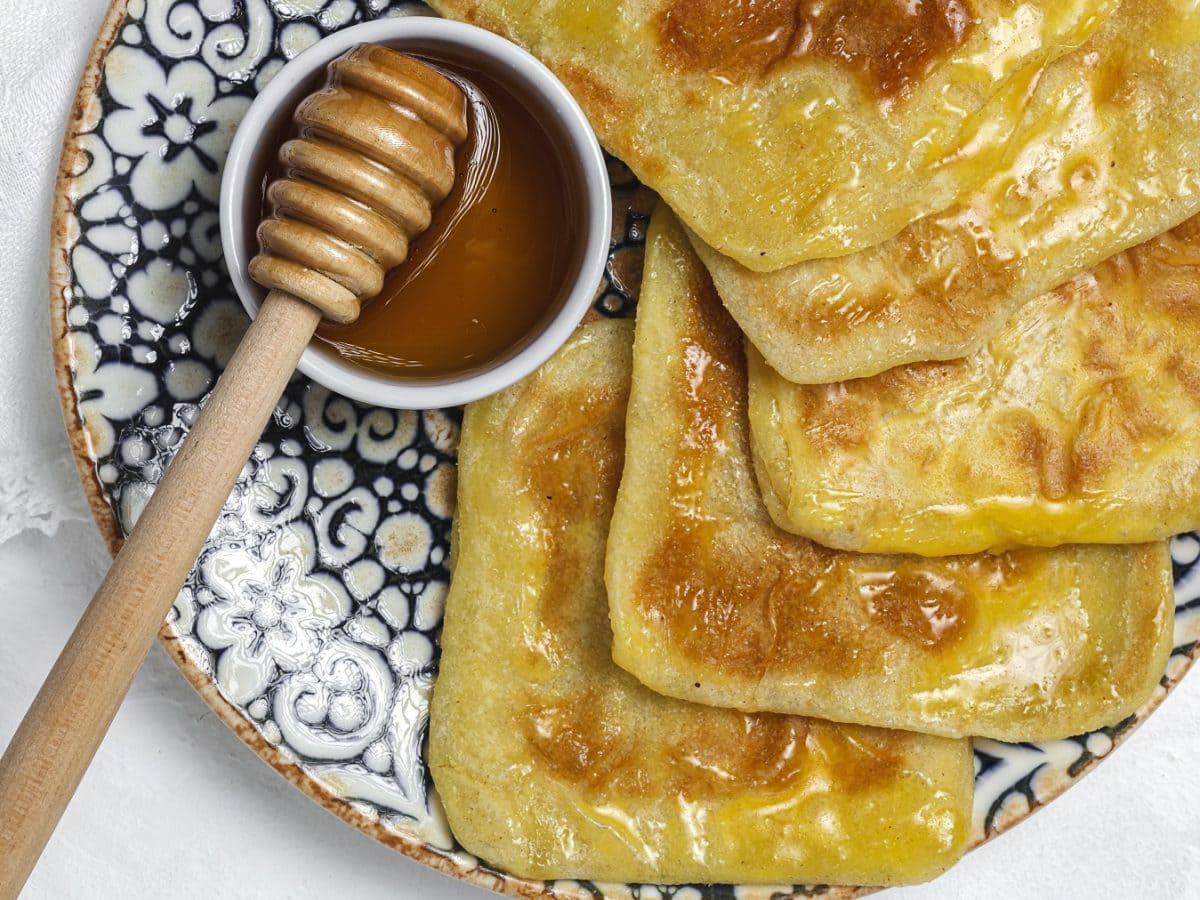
103 44 251 208
53 1 1200 897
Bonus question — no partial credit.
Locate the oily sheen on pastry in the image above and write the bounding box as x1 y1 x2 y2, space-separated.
749 214 1200 556
605 208 1173 742
694 0 1200 383
429 320 973 886
426 0 1115 270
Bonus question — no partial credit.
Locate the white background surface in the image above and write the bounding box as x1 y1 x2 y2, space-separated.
1 2 1198 898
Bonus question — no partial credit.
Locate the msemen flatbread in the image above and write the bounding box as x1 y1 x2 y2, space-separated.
606 208 1173 742
429 320 973 886
695 0 1200 382
425 0 1115 270
749 214 1200 557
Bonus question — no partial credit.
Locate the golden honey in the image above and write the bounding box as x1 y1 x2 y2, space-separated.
264 56 583 380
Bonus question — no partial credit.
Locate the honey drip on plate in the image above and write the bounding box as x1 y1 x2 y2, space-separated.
271 58 582 380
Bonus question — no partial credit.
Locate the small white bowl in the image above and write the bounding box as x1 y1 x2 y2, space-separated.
220 17 611 409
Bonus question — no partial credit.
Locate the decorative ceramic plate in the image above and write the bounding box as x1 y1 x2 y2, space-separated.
48 1 1200 897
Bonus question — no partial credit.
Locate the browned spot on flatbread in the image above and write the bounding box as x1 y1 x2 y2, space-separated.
1132 217 1200 327
793 383 871 453
524 393 626 526
554 63 669 184
637 521 867 679
520 387 627 655
665 714 906 797
528 692 907 799
525 692 637 790
811 727 909 793
639 525 983 678
1071 378 1172 493
768 214 1015 347
791 358 964 454
1060 237 1187 492
1080 330 1123 377
556 63 625 135
1168 353 1200 402
657 0 975 101
1090 45 1139 108
665 715 812 794
863 566 974 649
1009 412 1072 501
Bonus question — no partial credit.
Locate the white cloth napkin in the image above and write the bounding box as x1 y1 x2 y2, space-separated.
0 3 105 542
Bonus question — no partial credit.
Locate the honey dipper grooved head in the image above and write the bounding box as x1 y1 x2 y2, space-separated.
249 44 468 324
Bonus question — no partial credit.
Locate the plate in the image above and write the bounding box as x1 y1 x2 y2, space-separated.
48 1 1200 896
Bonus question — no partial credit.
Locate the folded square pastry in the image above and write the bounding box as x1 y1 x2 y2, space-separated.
430 320 973 886
693 0 1200 383
749 214 1200 556
606 208 1173 742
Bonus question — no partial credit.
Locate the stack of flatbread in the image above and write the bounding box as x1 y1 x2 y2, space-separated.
426 0 1200 888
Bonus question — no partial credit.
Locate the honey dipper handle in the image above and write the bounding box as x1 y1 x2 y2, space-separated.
0 290 320 898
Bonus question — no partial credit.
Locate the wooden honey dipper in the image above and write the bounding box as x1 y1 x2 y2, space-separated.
0 45 467 898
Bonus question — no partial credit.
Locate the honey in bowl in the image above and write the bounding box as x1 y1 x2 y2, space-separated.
264 56 584 381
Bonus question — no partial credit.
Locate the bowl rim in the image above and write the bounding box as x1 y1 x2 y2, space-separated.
219 16 612 409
